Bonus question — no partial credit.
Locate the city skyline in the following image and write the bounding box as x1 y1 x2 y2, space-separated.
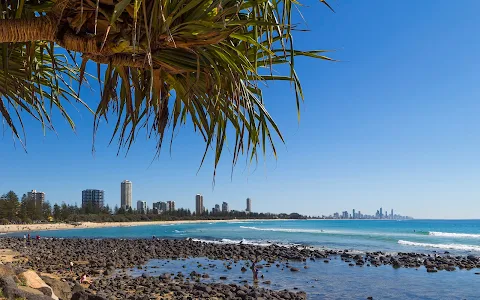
0 185 455 219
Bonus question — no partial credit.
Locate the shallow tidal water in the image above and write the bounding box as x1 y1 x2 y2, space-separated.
128 257 479 299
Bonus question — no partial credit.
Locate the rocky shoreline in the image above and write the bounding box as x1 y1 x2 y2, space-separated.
1 237 479 299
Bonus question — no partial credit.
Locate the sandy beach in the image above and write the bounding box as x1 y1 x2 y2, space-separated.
0 219 283 234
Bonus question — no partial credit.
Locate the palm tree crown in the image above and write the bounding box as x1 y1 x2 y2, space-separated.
0 0 333 171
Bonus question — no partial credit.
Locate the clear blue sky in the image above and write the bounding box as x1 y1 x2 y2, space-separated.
1 1 479 219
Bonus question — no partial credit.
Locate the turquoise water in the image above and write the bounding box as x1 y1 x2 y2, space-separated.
12 219 480 254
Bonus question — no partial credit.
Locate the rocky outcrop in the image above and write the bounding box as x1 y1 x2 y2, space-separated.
40 275 72 300
0 267 58 300
18 270 58 300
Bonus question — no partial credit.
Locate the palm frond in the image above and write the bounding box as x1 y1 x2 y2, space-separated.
0 0 335 172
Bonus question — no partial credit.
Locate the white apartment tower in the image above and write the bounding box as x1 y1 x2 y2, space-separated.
246 198 252 212
137 200 147 214
195 194 204 215
121 180 132 209
27 190 45 208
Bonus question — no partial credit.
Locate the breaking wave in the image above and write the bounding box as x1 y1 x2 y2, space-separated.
191 238 272 247
398 240 480 252
240 226 330 234
429 231 480 239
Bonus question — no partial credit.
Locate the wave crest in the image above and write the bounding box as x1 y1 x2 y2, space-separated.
398 240 480 252
240 226 328 234
191 238 272 247
429 231 480 239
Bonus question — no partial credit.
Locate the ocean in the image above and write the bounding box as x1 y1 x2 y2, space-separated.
16 219 480 255
6 219 480 299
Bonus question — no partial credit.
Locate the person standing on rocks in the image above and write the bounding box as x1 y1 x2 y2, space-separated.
70 261 74 272
251 260 259 282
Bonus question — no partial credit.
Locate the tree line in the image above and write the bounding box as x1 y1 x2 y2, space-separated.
0 191 306 224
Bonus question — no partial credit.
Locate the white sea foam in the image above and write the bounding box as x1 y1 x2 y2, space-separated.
239 226 330 234
226 221 254 224
398 240 480 252
174 230 186 233
429 231 480 239
191 238 272 247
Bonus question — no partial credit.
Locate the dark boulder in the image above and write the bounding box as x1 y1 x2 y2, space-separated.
71 291 108 300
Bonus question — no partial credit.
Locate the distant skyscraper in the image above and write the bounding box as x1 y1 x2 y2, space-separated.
82 189 104 209
167 201 175 211
212 204 220 213
27 190 45 208
391 209 394 219
379 207 383 219
137 200 147 214
246 198 252 212
352 209 356 219
195 194 204 215
222 202 229 213
121 180 132 209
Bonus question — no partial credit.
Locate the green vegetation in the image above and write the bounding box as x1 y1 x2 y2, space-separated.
0 190 306 223
0 0 333 171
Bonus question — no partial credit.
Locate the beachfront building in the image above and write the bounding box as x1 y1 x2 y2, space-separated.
27 190 45 208
153 201 167 214
167 200 175 211
195 194 204 215
222 202 229 213
246 198 252 212
121 180 132 209
81 189 105 209
137 200 147 214
211 204 220 214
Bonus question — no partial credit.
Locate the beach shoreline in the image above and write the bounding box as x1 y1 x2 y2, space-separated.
0 218 288 234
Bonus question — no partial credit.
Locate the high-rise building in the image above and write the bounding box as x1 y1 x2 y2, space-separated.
167 201 175 211
342 211 349 219
153 201 167 214
195 194 204 215
391 209 394 219
121 180 132 209
212 204 220 213
246 198 252 212
137 200 147 214
379 207 383 219
152 202 161 214
352 209 356 219
27 190 45 208
222 202 229 213
82 189 105 209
